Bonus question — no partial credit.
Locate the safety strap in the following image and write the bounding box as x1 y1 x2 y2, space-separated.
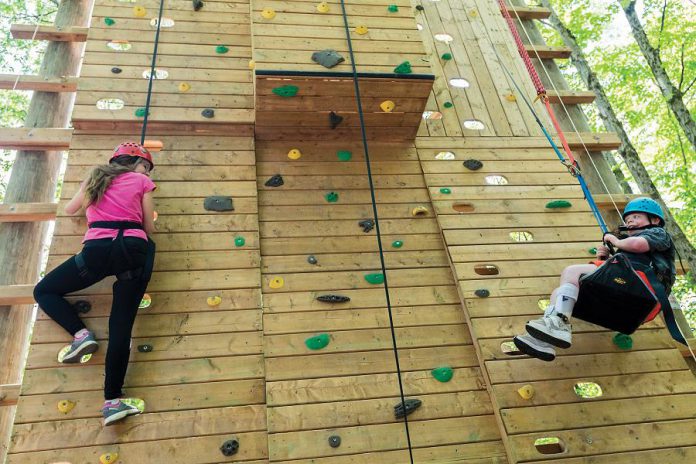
338 1 414 461
84 221 155 282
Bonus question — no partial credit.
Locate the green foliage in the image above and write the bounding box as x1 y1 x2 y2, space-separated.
539 0 696 330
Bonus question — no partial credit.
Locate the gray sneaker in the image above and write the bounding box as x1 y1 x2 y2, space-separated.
61 331 99 363
513 334 556 362
102 398 143 426
526 314 572 349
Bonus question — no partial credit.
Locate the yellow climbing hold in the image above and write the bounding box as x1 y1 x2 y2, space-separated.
269 276 284 289
317 2 330 13
380 100 395 113
99 453 118 464
57 399 75 414
517 384 535 400
287 148 302 160
133 6 147 17
355 25 368 35
469 9 479 17
248 59 255 69
411 205 429 217
178 82 191 92
505 93 517 102
261 7 276 19
207 295 222 307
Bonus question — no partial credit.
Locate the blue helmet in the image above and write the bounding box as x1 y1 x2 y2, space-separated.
622 197 664 226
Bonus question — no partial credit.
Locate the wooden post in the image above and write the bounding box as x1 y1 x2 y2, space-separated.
508 0 624 207
0 1 92 460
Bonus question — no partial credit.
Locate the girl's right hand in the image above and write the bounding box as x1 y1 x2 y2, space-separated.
596 244 611 260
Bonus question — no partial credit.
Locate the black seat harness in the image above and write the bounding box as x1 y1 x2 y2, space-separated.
75 221 155 282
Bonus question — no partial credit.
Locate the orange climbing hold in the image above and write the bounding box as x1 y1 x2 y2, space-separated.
142 140 163 152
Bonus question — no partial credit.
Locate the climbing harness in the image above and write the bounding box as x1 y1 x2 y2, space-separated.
139 0 165 145
338 1 415 461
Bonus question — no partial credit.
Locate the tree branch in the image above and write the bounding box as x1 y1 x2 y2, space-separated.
679 43 686 91
684 77 696 96
657 0 667 54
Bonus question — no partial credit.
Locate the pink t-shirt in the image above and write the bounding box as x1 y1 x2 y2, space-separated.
83 172 156 242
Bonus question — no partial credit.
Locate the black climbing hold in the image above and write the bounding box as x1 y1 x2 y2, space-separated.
137 344 153 353
265 174 284 187
416 5 424 11
111 67 122 74
316 294 351 303
201 108 215 118
72 300 92 314
220 438 239 456
358 219 374 233
328 435 341 448
311 49 345 68
192 0 204 11
474 289 490 298
329 111 344 129
204 196 234 212
394 398 422 419
463 159 483 170
307 255 318 265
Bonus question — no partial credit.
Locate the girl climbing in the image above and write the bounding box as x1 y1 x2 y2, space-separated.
33 142 157 425
514 198 676 362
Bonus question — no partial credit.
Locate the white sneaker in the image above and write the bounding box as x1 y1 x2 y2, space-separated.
513 334 556 362
526 314 572 349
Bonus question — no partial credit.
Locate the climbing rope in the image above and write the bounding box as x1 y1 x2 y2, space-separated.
504 3 625 222
140 0 166 144
338 1 415 462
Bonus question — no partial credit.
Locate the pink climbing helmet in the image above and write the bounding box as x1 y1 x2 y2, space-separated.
111 142 154 169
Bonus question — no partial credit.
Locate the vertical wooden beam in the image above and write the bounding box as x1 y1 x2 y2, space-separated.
0 1 92 460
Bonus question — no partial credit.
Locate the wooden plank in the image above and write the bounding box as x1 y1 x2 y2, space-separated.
547 89 596 105
10 24 88 42
0 384 20 407
524 44 571 59
0 128 72 151
506 5 551 20
0 203 57 222
415 133 621 150
593 193 641 209
0 285 35 306
0 74 77 92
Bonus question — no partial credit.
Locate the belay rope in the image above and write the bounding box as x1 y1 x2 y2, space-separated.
140 0 166 144
338 1 415 462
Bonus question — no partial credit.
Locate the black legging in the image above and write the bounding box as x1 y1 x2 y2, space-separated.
34 237 150 400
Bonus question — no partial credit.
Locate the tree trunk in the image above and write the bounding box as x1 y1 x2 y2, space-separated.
0 1 92 460
621 0 696 151
540 0 695 280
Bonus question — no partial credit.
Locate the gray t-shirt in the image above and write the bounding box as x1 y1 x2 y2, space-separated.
633 227 676 292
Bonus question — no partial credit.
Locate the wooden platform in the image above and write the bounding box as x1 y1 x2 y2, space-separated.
6 0 696 463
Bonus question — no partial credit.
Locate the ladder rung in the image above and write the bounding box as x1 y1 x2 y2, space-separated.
0 383 21 406
0 285 35 306
0 203 58 222
507 6 551 20
0 128 72 151
524 44 571 59
547 90 596 105
0 74 77 92
10 24 88 42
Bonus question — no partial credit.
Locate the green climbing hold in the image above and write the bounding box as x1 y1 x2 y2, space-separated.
440 187 451 194
337 150 352 161
443 101 453 108
392 240 403 248
546 200 572 209
134 107 148 117
305 333 330 350
388 4 399 12
234 236 245 247
588 247 598 255
215 45 229 54
104 17 115 26
394 61 412 74
612 332 633 350
325 192 339 203
364 273 384 284
431 366 453 383
272 85 299 97
441 53 453 61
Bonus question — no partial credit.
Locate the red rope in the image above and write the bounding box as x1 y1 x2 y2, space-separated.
498 0 578 167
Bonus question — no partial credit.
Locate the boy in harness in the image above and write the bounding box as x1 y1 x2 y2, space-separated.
33 142 157 425
514 197 677 361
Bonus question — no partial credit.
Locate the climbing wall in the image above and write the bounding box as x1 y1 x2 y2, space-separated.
413 0 696 462
256 140 506 462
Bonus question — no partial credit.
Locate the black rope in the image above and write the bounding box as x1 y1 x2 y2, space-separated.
338 2 414 462
140 0 166 144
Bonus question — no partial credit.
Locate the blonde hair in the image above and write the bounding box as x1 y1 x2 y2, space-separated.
83 156 147 207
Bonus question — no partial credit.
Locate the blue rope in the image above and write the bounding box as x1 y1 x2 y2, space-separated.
338 1 414 461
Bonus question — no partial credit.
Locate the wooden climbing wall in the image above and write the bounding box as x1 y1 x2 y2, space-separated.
256 140 506 462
